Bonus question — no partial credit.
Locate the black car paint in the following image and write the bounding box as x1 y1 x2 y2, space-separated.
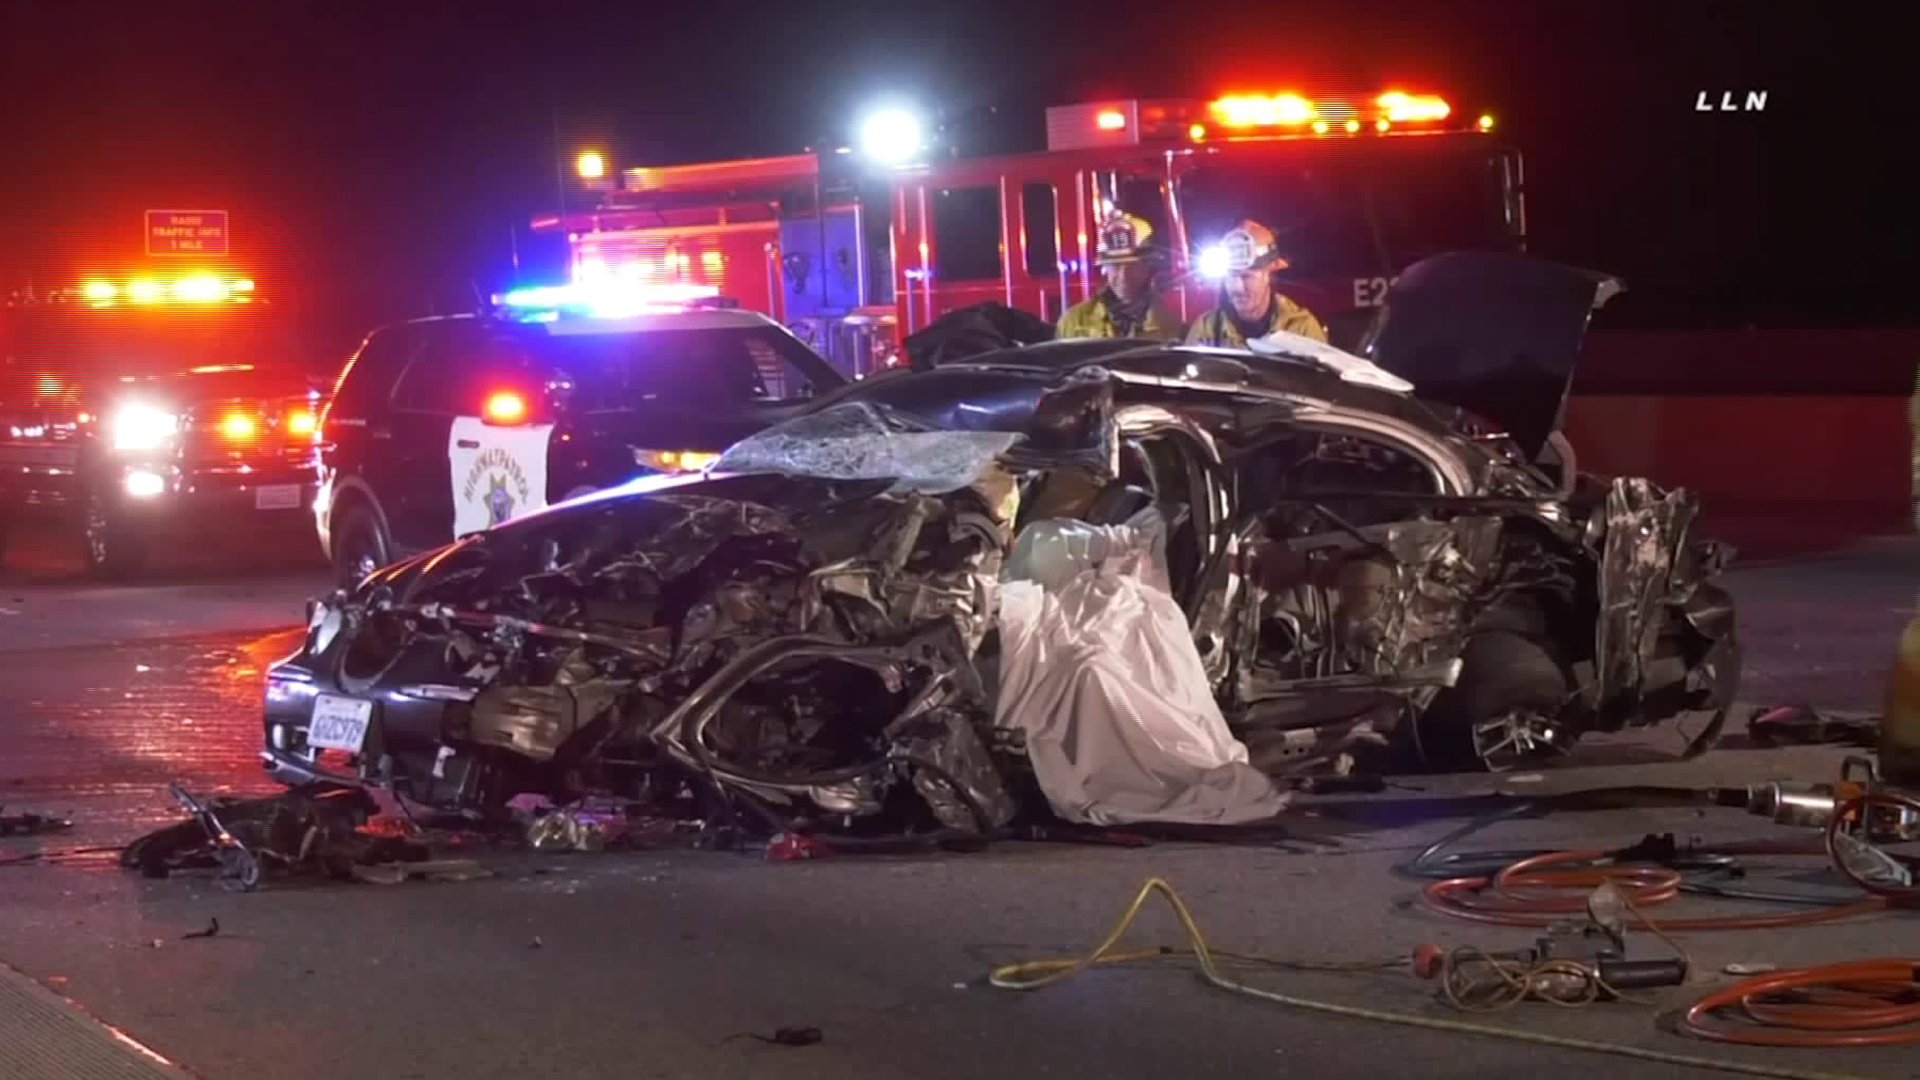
318 314 847 561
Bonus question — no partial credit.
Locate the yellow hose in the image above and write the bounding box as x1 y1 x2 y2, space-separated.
987 877 1878 1080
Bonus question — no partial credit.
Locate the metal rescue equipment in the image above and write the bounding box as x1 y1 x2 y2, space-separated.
532 88 1525 368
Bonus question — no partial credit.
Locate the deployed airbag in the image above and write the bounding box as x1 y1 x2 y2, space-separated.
996 519 1290 825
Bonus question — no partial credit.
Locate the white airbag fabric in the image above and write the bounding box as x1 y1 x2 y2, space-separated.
995 517 1290 825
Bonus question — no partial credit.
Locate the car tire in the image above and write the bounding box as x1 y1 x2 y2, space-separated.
83 490 150 580
331 504 391 589
1419 630 1574 772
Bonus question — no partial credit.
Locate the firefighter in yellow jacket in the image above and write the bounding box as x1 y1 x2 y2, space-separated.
1055 212 1184 341
1186 220 1329 348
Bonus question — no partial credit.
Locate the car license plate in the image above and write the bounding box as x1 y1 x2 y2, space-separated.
255 483 302 510
308 694 373 753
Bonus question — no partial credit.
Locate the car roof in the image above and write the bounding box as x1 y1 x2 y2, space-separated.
908 338 1471 441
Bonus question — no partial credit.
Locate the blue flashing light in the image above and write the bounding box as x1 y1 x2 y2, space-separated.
493 281 722 321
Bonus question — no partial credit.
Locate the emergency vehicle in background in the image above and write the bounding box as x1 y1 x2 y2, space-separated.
0 272 324 576
532 89 1523 376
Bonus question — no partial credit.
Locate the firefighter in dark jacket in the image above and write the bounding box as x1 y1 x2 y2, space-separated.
1186 219 1328 347
1055 212 1184 341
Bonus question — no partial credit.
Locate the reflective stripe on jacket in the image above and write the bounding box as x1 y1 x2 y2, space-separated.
1184 295 1328 348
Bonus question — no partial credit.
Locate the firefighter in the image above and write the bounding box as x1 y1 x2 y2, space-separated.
1186 220 1329 347
1055 212 1184 342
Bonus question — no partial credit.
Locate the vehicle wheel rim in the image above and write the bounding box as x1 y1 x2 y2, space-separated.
1470 708 1567 771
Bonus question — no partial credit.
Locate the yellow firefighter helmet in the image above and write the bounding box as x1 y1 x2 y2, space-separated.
1096 211 1165 265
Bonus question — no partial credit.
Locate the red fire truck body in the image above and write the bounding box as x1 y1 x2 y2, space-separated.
534 92 1523 373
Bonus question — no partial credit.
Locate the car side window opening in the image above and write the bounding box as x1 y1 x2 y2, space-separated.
388 332 474 414
530 328 820 412
1239 427 1442 536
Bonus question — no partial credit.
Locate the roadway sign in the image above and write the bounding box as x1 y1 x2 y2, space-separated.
145 210 230 256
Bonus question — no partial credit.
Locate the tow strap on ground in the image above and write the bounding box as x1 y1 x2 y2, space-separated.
987 877 1881 1080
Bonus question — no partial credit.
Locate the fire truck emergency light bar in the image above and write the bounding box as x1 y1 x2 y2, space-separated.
62 275 256 307
1046 92 1493 151
494 281 724 321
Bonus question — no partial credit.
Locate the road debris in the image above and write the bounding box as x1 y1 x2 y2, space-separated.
727 1027 824 1048
0 808 74 836
1747 704 1880 747
181 919 219 940
348 859 491 885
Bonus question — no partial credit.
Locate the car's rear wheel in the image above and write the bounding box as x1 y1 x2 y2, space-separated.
1420 630 1575 772
331 504 391 589
83 490 150 580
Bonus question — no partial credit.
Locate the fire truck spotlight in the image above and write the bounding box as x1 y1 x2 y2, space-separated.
110 403 180 451
1477 113 1496 132
576 150 607 181
123 470 167 499
82 280 118 303
1197 245 1232 281
286 409 318 437
858 107 923 165
1096 109 1127 131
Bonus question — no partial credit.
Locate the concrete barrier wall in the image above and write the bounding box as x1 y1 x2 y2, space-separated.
1564 329 1920 537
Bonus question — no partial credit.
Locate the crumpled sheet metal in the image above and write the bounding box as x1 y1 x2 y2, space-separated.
1595 477 1698 703
996 516 1290 826
713 401 1022 494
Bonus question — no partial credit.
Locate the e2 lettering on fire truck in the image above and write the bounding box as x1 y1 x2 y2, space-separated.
0 274 324 576
531 89 1523 368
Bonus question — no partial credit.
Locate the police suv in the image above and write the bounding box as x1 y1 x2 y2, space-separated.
1 276 324 577
313 291 846 585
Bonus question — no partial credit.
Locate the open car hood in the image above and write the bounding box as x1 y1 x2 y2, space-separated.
1360 252 1622 458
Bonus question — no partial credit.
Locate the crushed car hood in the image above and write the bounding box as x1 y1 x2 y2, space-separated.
1360 251 1622 458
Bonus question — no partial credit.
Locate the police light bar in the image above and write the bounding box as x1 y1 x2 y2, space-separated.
495 281 724 320
63 274 256 307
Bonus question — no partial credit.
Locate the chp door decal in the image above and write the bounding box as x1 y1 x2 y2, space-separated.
448 416 555 537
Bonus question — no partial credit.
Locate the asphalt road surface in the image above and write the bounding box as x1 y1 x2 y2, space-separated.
2 526 1916 1080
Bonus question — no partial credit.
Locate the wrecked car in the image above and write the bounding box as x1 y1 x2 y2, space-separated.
259 253 1740 837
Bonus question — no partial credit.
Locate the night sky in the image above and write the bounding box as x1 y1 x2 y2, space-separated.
1 0 1903 360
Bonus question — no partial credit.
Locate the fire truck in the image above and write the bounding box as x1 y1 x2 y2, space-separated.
0 272 325 577
531 90 1524 374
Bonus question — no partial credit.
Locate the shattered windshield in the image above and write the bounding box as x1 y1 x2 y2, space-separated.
713 400 1023 493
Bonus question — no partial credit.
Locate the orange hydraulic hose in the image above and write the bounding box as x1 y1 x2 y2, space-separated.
1421 850 1888 930
1682 960 1920 1047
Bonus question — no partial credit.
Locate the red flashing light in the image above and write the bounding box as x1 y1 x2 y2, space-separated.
483 391 530 425
1096 109 1127 131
